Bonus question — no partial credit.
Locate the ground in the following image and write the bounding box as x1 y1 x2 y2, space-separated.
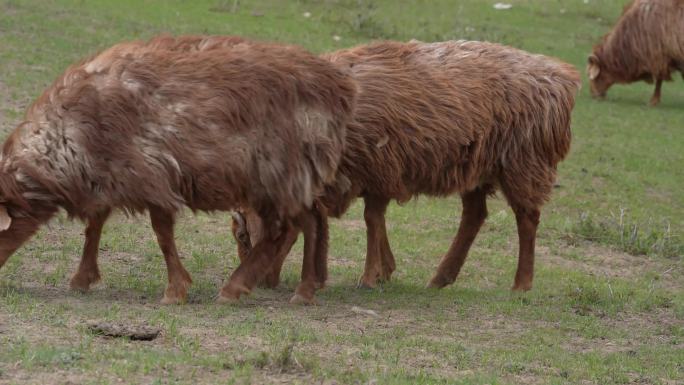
0 1 682 384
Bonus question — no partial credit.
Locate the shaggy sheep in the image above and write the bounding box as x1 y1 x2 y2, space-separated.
233 40 581 303
588 0 684 105
0 35 357 304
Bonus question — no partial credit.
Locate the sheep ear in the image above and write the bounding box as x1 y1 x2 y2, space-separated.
0 205 11 231
587 55 601 80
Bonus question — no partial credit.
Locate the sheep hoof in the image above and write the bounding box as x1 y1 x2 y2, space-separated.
160 295 186 305
161 286 188 305
217 285 247 304
289 293 316 305
217 282 250 305
216 293 240 305
511 282 533 292
426 275 451 289
69 271 101 293
357 275 379 289
69 280 92 293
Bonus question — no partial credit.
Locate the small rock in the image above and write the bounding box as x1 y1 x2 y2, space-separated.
493 3 512 10
303 11 311 18
332 35 342 42
351 306 378 317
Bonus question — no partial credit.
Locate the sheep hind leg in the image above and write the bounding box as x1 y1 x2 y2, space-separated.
291 211 321 305
262 226 298 289
358 196 391 289
149 206 193 305
427 188 487 289
649 78 662 106
312 204 329 290
379 226 396 282
70 208 112 292
511 206 540 292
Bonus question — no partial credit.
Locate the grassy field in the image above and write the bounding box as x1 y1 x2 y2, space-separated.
0 0 682 384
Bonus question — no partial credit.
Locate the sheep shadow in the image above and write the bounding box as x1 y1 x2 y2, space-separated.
0 278 505 313
596 94 683 111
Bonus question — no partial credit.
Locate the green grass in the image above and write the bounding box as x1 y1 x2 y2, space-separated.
0 0 682 384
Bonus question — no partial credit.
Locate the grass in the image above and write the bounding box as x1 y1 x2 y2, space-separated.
0 0 682 384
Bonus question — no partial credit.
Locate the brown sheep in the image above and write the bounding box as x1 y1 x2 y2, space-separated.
233 40 581 304
588 0 684 105
0 35 357 304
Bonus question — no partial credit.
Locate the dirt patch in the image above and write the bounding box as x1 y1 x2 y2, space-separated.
0 79 27 133
335 218 365 231
645 187 674 205
0 80 11 130
539 242 682 290
101 250 146 264
0 2 19 18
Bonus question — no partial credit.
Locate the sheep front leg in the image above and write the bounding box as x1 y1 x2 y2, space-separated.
231 212 252 264
511 206 540 291
70 208 112 292
649 78 663 106
219 222 291 303
358 196 392 288
149 206 193 304
427 188 487 288
231 210 298 288
264 226 298 289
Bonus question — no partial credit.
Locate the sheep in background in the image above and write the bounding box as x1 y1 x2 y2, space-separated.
588 0 684 105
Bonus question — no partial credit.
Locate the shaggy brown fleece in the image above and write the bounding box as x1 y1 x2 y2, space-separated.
0 35 357 304
234 40 581 303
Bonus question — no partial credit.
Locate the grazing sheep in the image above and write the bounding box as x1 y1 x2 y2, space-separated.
0 35 357 304
588 0 684 105
233 40 581 303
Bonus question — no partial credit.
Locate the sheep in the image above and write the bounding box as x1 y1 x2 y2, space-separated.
0 35 357 304
232 40 581 304
587 0 684 106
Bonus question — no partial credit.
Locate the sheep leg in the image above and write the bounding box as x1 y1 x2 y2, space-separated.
263 225 298 288
313 204 329 289
69 208 111 292
149 206 193 304
219 222 291 303
231 212 252 264
427 188 487 288
649 78 662 106
358 196 391 288
511 206 540 291
379 219 396 281
291 211 321 305
231 210 298 288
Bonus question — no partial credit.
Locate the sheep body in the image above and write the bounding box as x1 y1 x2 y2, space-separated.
0 35 357 303
234 40 581 299
588 0 684 105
